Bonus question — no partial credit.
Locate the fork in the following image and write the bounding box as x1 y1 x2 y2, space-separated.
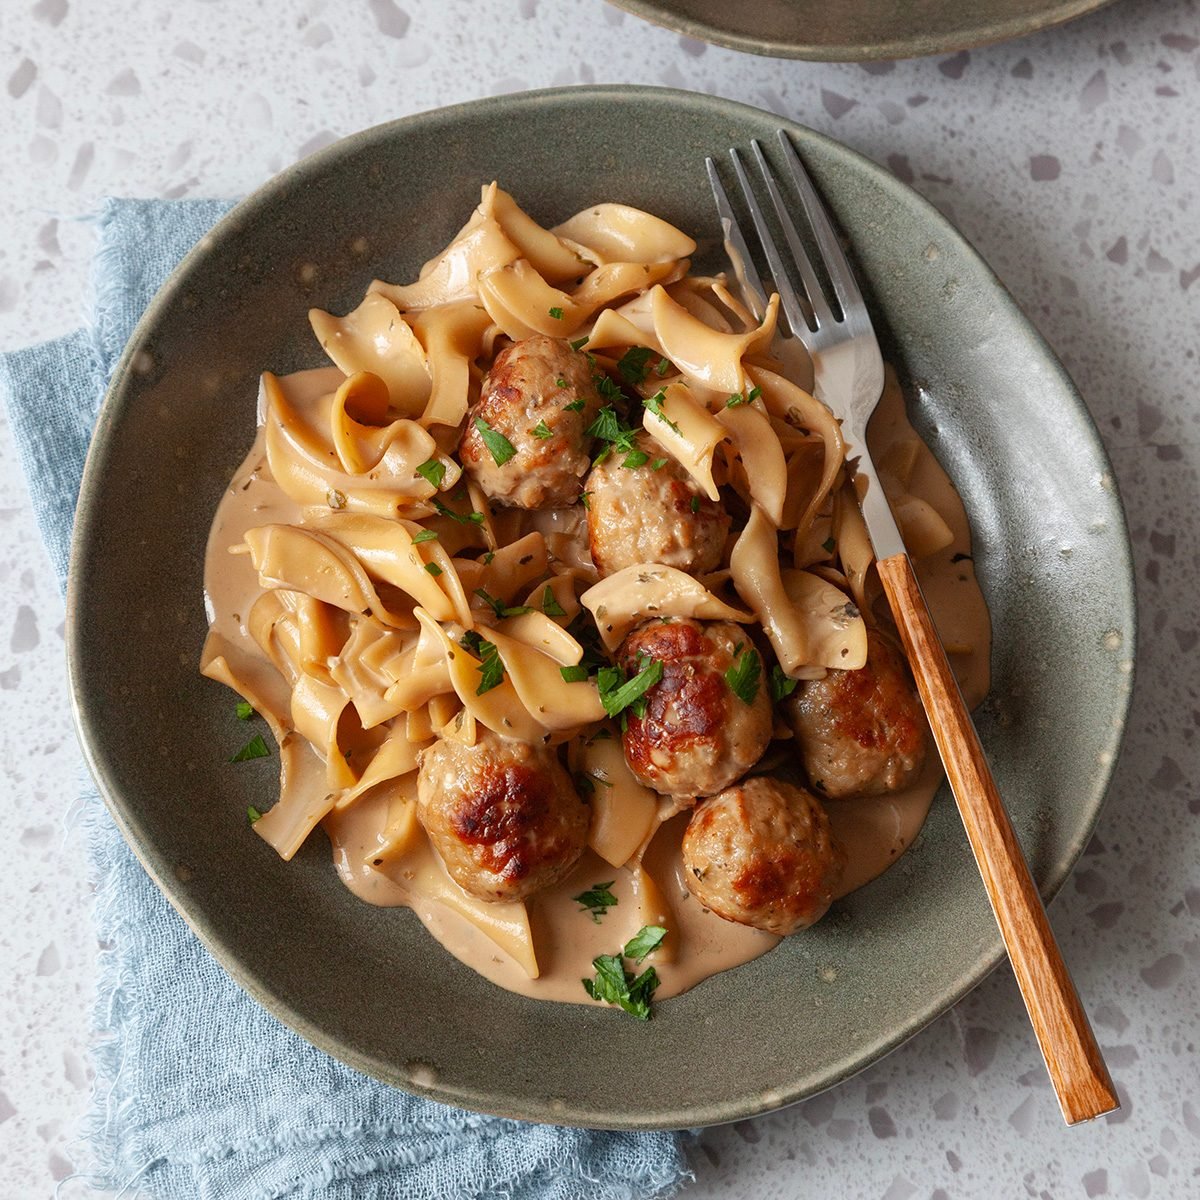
708 132 1118 1126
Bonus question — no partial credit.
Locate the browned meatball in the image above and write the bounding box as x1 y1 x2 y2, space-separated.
586 432 729 576
459 335 603 509
416 729 589 902
682 776 845 935
618 618 772 799
785 629 928 800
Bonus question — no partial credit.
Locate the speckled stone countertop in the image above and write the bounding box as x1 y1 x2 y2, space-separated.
1 1 1197 1196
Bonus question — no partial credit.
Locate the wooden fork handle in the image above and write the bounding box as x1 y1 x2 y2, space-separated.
876 551 1118 1125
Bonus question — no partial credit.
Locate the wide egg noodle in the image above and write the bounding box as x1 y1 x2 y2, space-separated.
551 202 697 265
641 382 726 501
580 564 753 652
477 258 586 340
408 301 493 429
717 401 787 526
309 293 431 417
577 735 658 868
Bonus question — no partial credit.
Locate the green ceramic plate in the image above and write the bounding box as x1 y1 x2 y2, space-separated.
610 0 1118 60
68 86 1134 1130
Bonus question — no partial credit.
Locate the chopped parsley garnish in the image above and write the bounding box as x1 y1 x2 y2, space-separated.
822 536 836 554
235 701 254 721
651 456 668 470
247 805 263 824
582 953 660 1020
460 630 505 695
531 420 554 440
475 587 532 619
769 664 799 702
596 656 663 719
594 373 623 403
415 458 446 489
432 498 485 526
573 771 595 797
424 561 443 576
585 405 640 462
728 385 762 407
412 529 439 544
579 490 591 510
541 585 566 617
643 388 681 434
473 416 517 466
621 449 650 470
690 495 701 514
624 924 668 962
555 376 567 388
559 664 589 683
482 551 495 565
548 306 564 320
573 881 618 923
656 357 671 377
724 645 761 705
563 396 587 412
617 345 655 385
230 734 270 763
569 335 589 351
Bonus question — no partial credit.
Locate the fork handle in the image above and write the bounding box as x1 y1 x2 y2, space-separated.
875 551 1118 1126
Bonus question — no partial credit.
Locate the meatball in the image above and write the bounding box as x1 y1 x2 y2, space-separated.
785 629 928 800
460 335 603 509
619 618 772 799
681 776 845 935
586 432 729 576
416 729 589 902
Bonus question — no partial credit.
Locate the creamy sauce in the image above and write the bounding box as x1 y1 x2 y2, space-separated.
201 367 991 1007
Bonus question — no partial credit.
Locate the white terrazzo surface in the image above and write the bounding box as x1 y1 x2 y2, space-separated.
1 1 1198 1197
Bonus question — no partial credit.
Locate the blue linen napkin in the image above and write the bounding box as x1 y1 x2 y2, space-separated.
0 198 692 1200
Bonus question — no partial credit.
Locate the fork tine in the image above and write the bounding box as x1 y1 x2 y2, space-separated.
705 157 768 322
776 129 865 319
749 140 835 332
727 146 813 337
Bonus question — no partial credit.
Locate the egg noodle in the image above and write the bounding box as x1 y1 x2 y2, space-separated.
201 183 988 1006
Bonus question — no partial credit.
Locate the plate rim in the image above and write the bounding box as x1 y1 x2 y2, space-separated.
66 83 1137 1130
607 0 1119 61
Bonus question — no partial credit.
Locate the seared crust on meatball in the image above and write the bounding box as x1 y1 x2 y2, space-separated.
460 335 603 509
416 729 589 902
682 776 845 935
785 629 928 800
619 618 772 799
586 432 729 576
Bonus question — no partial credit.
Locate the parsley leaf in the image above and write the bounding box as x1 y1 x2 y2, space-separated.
748 385 762 402
230 734 270 763
651 456 668 470
617 345 655 385
621 449 650 469
541 585 567 617
656 357 671 377
594 373 623 403
415 459 446 490
474 416 517 466
579 490 591 510
412 529 439 544
559 664 589 683
555 376 568 388
769 664 799 702
549 306 564 319
643 388 681 434
531 420 554 440
596 657 663 719
235 701 254 721
475 587 532 619
424 561 443 576
562 396 586 412
724 645 761 705
460 631 505 695
822 536 836 554
582 953 660 1020
432 498 485 526
690 495 701 514
624 925 668 962
573 881 618 923
247 805 263 824
726 392 745 407
569 335 589 351
585 405 640 457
